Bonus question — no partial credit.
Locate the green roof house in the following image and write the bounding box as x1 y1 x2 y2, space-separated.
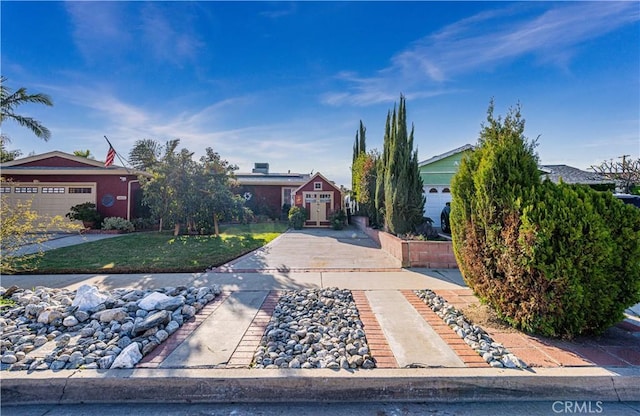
418 144 473 227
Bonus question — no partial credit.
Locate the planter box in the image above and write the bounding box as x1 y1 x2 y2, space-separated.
352 216 458 269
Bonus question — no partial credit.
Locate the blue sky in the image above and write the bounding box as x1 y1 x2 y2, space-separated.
2 1 638 187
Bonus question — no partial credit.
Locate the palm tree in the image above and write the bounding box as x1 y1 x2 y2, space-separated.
0 76 53 141
73 149 94 159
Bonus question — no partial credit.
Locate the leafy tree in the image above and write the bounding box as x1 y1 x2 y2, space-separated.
195 148 240 236
0 76 53 141
590 155 640 194
382 94 424 235
132 139 242 236
352 150 378 221
73 149 94 159
351 120 367 194
0 137 21 162
129 138 168 171
0 198 81 274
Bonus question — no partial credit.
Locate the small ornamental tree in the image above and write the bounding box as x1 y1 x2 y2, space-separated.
451 101 640 338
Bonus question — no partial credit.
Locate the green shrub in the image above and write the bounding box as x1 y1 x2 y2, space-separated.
451 102 640 338
329 210 346 230
288 206 306 230
66 202 102 227
102 217 135 232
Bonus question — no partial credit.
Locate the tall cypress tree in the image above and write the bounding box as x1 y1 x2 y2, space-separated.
352 120 367 194
382 94 424 235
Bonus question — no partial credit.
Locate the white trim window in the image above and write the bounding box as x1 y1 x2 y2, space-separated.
314 182 322 190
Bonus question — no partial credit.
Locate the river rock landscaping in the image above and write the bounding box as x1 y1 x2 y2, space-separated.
0 284 220 371
415 289 527 369
252 288 376 369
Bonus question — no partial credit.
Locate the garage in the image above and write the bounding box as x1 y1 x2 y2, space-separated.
1 182 96 220
0 151 146 225
423 186 451 228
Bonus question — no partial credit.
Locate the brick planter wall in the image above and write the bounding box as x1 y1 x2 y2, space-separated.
352 216 458 269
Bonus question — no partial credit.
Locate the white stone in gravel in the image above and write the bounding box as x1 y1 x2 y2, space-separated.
138 292 171 311
93 308 128 323
37 309 63 324
2 354 17 364
63 316 79 327
72 285 108 311
110 342 142 369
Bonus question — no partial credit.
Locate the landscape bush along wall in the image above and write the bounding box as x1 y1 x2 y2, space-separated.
451 103 640 338
351 216 456 268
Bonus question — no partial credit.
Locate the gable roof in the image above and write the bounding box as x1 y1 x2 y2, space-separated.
294 172 342 194
233 172 310 187
418 144 473 167
539 164 615 185
0 150 148 176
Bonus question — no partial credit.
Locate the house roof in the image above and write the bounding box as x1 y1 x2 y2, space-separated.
233 172 310 186
294 172 341 194
539 164 615 185
418 144 474 167
0 150 148 177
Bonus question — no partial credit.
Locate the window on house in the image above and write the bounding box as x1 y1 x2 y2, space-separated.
442 188 451 193
0 187 11 193
69 187 92 194
429 188 438 193
314 182 322 190
282 188 295 207
14 187 38 193
42 187 66 194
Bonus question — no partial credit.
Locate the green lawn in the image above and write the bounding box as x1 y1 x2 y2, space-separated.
14 222 288 274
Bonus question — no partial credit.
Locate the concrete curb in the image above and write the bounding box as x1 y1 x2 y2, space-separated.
2 367 638 405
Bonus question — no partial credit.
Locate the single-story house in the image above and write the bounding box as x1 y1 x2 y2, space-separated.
418 144 473 227
0 151 147 223
233 163 310 219
293 172 343 227
539 165 616 190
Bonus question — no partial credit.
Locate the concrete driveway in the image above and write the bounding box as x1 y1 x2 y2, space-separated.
213 227 402 272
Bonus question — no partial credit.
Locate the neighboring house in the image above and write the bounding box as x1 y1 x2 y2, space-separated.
233 163 310 219
293 172 343 227
0 151 147 223
539 165 616 190
418 144 473 227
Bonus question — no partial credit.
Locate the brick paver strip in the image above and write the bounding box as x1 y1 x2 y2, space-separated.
138 291 233 368
401 290 488 368
351 290 399 368
226 290 281 368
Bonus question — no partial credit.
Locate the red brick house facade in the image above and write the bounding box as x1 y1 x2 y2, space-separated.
233 163 310 219
293 172 343 227
0 151 147 223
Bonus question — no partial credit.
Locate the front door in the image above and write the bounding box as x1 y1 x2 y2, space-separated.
304 192 332 226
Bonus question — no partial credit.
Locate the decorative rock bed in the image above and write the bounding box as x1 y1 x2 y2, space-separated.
0 284 220 371
252 288 375 369
415 289 527 369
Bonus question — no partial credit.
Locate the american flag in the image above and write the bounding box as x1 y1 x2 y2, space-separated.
105 145 116 167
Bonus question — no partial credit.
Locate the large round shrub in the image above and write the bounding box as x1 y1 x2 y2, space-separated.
451 102 640 338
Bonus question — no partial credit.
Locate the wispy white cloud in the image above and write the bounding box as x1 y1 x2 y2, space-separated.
323 2 640 106
65 2 203 67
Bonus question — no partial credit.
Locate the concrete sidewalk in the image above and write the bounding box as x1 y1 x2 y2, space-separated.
1 228 639 405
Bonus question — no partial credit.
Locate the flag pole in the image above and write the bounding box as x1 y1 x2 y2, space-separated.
104 136 131 172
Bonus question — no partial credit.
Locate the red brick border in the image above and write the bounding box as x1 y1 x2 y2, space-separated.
138 291 232 368
226 290 281 368
401 290 488 368
351 290 399 368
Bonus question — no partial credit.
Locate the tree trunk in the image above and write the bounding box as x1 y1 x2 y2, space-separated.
213 213 219 236
158 217 163 232
174 223 180 236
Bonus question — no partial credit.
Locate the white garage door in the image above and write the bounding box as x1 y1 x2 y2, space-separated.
423 186 451 227
1 182 96 222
